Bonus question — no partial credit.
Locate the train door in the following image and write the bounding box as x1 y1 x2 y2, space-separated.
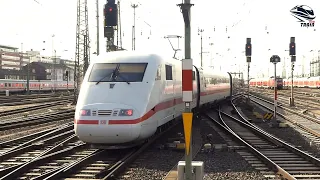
165 64 174 119
172 64 177 117
192 66 201 110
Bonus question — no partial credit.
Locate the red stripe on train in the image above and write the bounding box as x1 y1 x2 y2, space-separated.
75 88 230 125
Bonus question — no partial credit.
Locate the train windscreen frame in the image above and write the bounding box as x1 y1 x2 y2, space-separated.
88 63 148 82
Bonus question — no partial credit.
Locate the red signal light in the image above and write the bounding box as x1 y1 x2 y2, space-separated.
109 8 113 12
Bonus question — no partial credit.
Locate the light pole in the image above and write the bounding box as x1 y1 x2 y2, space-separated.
131 3 138 51
26 51 30 95
198 28 204 67
53 49 57 93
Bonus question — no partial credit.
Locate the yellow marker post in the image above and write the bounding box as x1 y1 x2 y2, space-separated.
182 113 193 156
264 113 273 120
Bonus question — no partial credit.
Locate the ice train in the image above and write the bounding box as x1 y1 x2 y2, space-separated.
74 51 233 148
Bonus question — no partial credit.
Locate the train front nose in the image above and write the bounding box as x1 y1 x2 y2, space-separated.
74 103 141 144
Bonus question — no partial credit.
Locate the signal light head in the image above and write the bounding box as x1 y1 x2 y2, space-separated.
109 8 113 12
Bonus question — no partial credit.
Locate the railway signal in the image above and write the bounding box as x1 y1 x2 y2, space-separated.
289 37 295 106
245 38 252 101
289 37 296 56
270 55 281 127
245 38 252 57
104 0 118 27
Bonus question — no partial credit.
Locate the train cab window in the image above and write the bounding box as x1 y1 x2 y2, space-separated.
155 65 161 80
88 63 148 82
165 65 173 80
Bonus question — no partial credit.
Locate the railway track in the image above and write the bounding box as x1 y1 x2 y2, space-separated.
0 123 76 176
0 93 64 103
0 109 74 131
0 95 73 107
0 100 73 117
248 94 320 146
0 118 181 179
203 96 320 179
251 90 320 110
251 88 320 103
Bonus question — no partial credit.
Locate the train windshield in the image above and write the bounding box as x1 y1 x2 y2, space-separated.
88 63 148 83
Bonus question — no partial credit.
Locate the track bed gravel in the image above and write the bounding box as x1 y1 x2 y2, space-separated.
236 99 320 158
0 118 73 142
193 119 267 180
116 122 186 180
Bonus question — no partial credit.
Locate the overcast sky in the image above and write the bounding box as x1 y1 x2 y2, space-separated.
0 0 319 78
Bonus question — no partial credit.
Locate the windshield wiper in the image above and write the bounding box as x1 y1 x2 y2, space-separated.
111 66 130 85
95 65 120 85
116 74 131 84
95 64 130 85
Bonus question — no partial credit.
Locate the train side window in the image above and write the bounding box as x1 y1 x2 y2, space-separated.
5 83 7 87
192 71 195 81
165 65 173 80
8 83 11 87
155 65 161 80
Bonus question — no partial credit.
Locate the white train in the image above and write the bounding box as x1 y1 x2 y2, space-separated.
0 79 74 93
74 51 233 148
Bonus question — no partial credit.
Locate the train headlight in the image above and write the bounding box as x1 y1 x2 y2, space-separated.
80 109 91 116
119 109 133 116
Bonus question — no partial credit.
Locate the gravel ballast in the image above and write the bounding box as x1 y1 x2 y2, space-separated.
116 121 186 180
0 119 73 142
193 119 268 180
236 98 320 158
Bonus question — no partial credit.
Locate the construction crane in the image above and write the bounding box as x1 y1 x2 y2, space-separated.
74 0 90 104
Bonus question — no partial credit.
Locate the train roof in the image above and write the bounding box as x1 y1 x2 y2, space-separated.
91 51 229 78
91 51 164 64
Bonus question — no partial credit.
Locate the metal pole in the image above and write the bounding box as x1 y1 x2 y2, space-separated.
96 0 100 55
273 62 277 124
67 72 69 92
290 62 294 106
53 50 56 93
179 1 193 179
118 1 122 49
27 53 30 95
200 30 203 67
247 62 250 99
131 4 138 51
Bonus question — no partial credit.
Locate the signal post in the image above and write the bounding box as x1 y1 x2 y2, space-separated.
289 37 296 106
270 55 281 127
177 1 203 180
245 38 252 101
